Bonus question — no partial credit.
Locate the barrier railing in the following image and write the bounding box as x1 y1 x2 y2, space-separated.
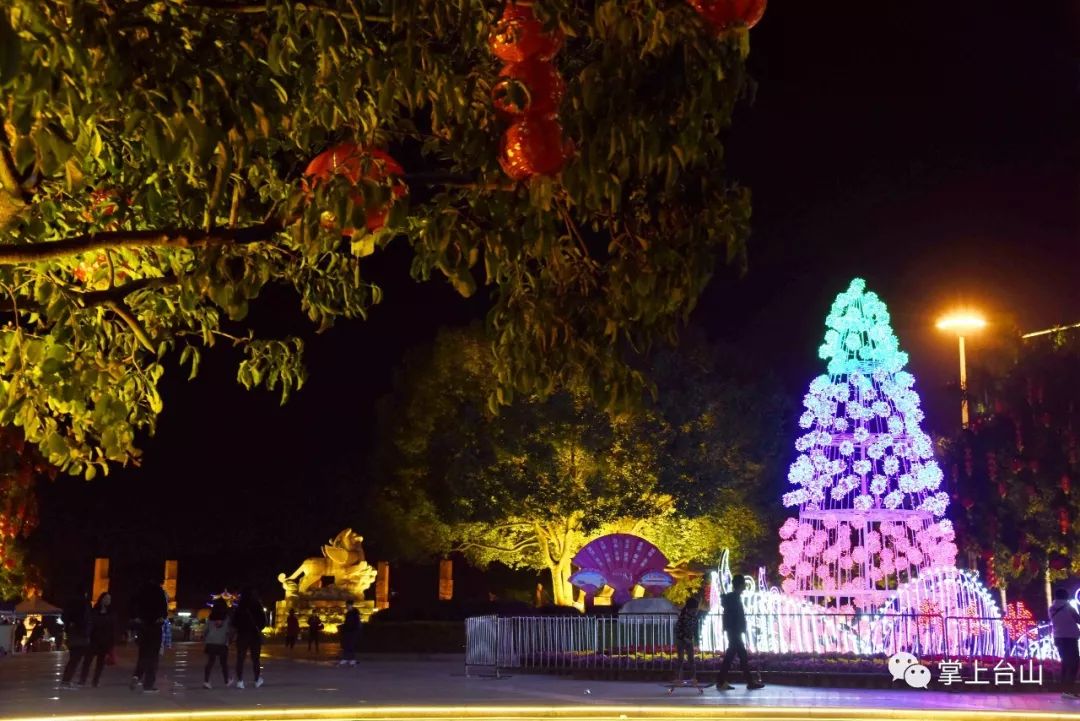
464 612 1012 675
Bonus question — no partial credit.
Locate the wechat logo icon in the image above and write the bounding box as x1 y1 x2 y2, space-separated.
889 652 932 689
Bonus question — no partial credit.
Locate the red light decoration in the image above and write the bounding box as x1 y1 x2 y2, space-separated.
303 143 407 234
1003 601 1037 642
489 3 563 64
686 0 767 33
498 115 570 180
493 58 565 117
1060 507 1071 534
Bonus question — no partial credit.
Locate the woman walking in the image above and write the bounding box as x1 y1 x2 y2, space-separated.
203 598 233 689
233 587 266 689
79 593 116 687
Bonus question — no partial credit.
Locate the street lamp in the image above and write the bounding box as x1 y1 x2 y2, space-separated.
936 311 987 429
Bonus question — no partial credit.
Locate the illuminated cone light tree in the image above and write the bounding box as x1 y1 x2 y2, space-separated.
779 278 958 608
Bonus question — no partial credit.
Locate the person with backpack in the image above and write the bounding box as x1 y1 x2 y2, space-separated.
307 611 324 652
203 598 234 689
79 592 116 688
673 595 708 685
338 600 361 666
60 591 93 689
233 587 266 689
130 579 168 693
1050 586 1080 698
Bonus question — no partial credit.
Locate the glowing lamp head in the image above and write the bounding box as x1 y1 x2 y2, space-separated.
936 312 987 334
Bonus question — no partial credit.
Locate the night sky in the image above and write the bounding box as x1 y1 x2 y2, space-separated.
28 1 1080 610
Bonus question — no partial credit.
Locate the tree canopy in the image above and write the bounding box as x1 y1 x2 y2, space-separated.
948 332 1080 607
0 1 755 480
370 326 784 605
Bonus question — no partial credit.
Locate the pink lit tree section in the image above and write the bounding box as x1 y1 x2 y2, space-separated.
778 278 958 607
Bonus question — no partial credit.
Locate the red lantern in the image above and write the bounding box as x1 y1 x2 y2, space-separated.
1060 508 1071 534
303 143 407 234
489 3 563 64
1051 557 1068 571
1062 475 1072 494
687 0 767 33
2 557 14 571
493 58 565 117
499 115 571 180
997 482 1007 498
961 496 975 510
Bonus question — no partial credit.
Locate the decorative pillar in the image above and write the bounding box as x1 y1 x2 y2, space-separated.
91 558 110 601
163 560 178 611
438 558 453 601
376 562 390 610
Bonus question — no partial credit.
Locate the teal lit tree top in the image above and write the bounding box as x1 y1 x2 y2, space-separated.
778 278 957 606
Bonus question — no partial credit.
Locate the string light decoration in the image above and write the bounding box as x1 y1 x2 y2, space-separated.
779 278 957 607
1002 601 1037 643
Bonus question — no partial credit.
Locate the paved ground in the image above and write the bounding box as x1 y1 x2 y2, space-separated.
2 643 1080 720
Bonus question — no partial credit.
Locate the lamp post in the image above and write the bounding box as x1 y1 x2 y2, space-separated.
936 312 987 429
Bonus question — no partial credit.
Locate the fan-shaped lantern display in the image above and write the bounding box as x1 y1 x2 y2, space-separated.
570 534 669 603
492 58 565 117
687 0 767 33
303 143 407 234
566 569 606 597
638 570 676 596
498 115 570 180
489 3 563 64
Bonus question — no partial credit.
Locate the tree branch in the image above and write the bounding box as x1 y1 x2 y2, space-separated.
103 300 155 353
0 223 281 265
183 1 390 21
455 538 538 555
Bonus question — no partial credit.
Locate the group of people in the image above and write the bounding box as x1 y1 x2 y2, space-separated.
281 599 362 666
56 581 269 692
198 587 268 689
673 575 766 691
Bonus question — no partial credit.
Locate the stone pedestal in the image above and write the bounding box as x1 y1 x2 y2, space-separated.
274 597 376 635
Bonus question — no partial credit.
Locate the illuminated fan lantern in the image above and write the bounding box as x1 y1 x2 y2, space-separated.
638 570 676 596
489 3 563 64
303 143 407 234
687 0 767 33
498 115 571 180
492 58 565 117
570 533 669 604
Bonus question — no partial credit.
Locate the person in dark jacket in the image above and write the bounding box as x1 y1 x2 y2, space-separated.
715 575 765 691
338 600 361 666
130 579 168 693
307 612 323 652
233 587 266 688
673 596 707 684
79 592 116 687
60 591 93 688
285 609 300 650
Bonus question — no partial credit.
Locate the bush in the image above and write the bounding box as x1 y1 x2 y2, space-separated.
360 621 465 653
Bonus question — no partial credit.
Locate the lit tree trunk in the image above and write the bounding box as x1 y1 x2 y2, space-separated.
548 554 574 607
999 585 1007 610
1045 565 1053 609
536 517 580 606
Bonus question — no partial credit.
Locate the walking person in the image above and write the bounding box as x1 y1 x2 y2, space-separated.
338 600 361 666
130 579 168 693
1050 586 1080 698
233 587 266 689
673 595 707 684
307 611 323 652
715 575 765 691
79 593 116 688
202 598 233 689
60 591 93 689
285 609 300 651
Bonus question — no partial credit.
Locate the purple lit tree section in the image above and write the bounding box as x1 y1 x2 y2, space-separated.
778 279 958 608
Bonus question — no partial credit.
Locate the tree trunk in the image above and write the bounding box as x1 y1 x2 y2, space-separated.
1045 565 1053 610
999 586 1007 610
548 553 574 607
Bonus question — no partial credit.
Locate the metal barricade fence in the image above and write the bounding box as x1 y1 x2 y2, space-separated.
465 612 1010 674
